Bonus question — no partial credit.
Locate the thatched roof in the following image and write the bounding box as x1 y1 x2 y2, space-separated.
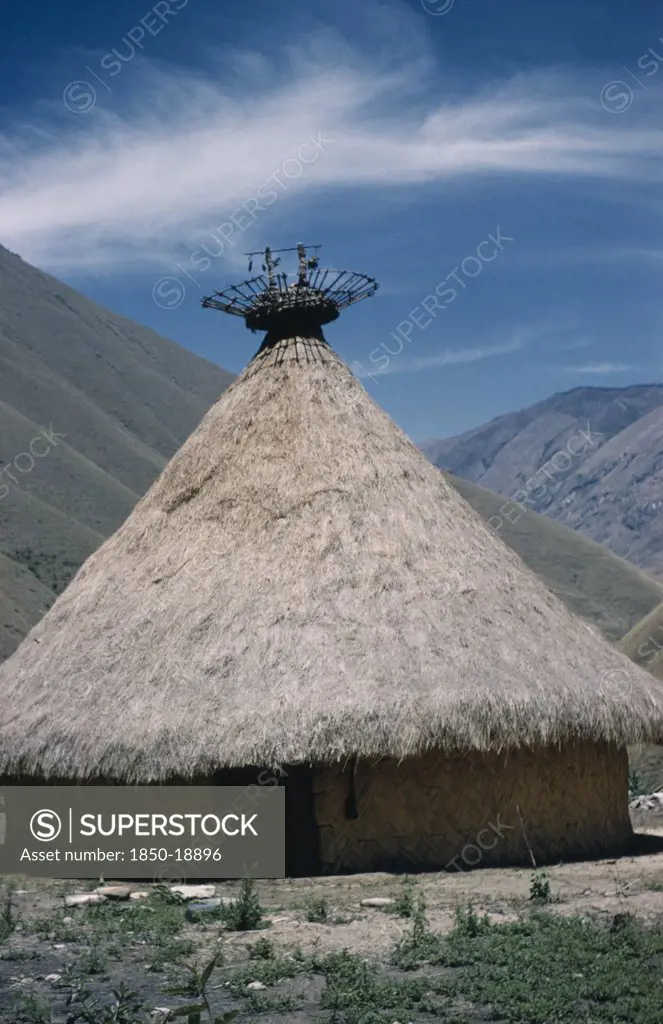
2 333 663 782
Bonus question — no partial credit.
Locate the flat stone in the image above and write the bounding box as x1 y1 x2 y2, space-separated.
129 890 150 900
96 885 131 900
170 884 216 900
44 974 61 983
360 897 395 908
246 981 267 991
64 893 106 907
62 917 73 924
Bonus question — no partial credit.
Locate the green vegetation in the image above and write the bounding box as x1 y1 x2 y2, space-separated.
390 900 663 1024
219 878 264 932
11 993 53 1023
247 935 275 960
389 881 416 918
318 947 450 1023
446 910 663 1024
0 881 19 942
629 770 649 799
303 895 328 922
165 954 239 1023
529 869 553 904
4 883 663 1023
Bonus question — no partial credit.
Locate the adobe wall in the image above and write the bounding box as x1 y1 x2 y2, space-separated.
312 742 631 874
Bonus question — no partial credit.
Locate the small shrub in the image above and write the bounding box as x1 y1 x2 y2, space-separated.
249 936 275 959
244 991 297 1015
391 893 444 968
453 903 491 938
164 953 239 1023
76 944 108 976
0 881 19 941
529 870 552 904
304 895 328 922
152 884 187 905
221 878 264 931
629 771 648 799
30 908 80 944
61 979 151 1023
10 993 53 1024
392 883 416 918
85 891 186 947
319 948 442 1022
147 937 197 972
224 955 301 996
609 911 637 936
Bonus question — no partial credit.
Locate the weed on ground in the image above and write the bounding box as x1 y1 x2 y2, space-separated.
3 876 663 1023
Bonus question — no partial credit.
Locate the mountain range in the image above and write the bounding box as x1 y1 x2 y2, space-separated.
0 243 232 660
422 385 663 576
1 242 662 665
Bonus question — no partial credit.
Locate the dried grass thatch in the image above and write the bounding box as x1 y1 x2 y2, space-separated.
1 333 663 782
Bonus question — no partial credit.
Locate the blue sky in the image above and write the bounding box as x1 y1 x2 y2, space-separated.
1 0 662 441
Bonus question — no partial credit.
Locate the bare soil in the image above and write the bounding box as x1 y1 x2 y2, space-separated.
3 825 663 1023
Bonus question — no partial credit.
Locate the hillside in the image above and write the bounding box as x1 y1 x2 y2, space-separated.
1 243 661 664
0 243 234 660
619 603 663 681
446 473 663 643
618 603 663 790
423 385 663 575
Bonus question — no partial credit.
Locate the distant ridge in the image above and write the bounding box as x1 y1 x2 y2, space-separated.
422 383 663 575
446 472 663 643
0 244 234 660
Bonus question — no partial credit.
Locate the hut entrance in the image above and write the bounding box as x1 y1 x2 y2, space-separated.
211 764 320 877
281 765 320 876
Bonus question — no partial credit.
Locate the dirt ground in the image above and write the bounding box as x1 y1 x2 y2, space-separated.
3 824 663 1022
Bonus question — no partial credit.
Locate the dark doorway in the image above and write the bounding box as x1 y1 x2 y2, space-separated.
282 764 319 876
212 763 320 877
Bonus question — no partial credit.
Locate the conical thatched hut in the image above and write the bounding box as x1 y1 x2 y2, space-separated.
2 244 663 876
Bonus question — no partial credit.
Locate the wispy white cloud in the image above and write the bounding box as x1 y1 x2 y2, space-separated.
1 35 663 274
355 333 527 377
509 246 663 269
559 362 635 374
